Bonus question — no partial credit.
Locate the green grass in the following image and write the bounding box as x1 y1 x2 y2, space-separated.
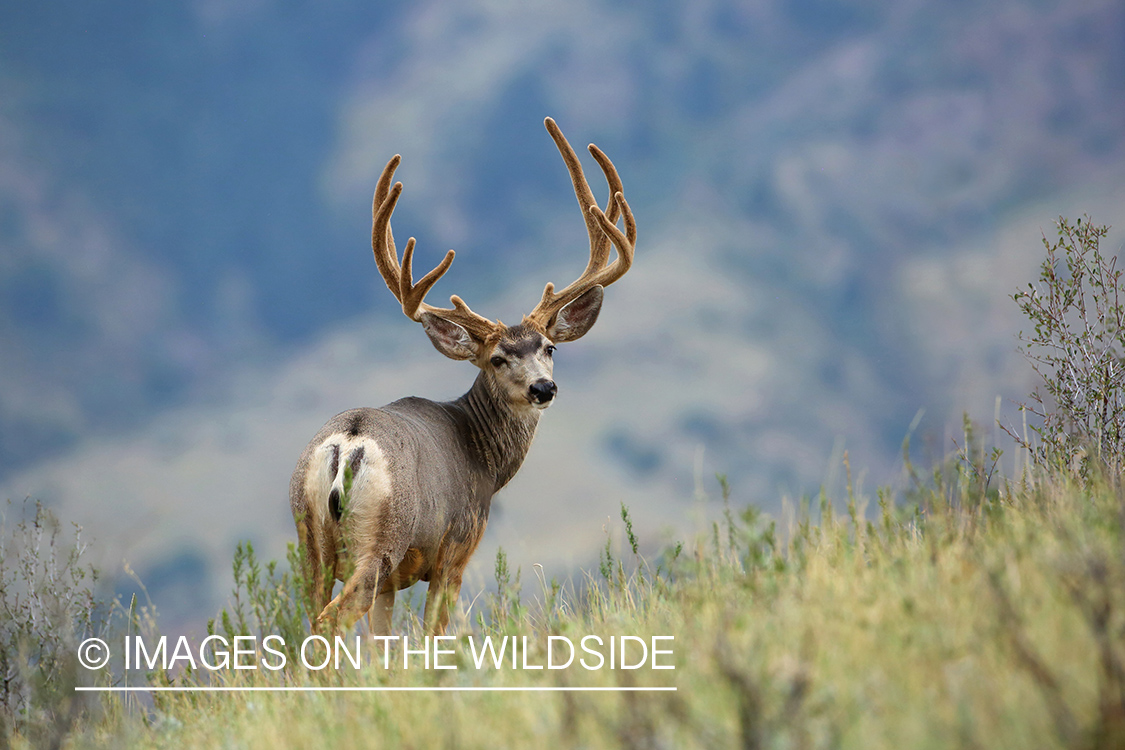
18 458 1123 749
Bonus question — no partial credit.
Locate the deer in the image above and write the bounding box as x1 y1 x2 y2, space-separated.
289 117 636 636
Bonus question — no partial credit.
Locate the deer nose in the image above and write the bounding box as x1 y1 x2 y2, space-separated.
529 379 557 404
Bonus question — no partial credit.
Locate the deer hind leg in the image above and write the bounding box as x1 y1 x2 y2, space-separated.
314 436 403 633
295 513 336 632
317 553 391 632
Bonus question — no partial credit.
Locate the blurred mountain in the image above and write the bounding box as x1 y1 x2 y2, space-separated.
0 0 1122 624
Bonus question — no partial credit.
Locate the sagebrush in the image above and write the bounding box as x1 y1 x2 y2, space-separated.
0 499 104 745
1011 216 1121 472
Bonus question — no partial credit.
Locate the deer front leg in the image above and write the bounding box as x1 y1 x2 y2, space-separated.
366 588 396 636
423 571 464 635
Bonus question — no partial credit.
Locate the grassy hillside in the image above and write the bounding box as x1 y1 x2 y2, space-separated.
5 448 1124 748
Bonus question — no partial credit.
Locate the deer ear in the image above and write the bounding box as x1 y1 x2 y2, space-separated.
547 285 603 343
420 312 480 361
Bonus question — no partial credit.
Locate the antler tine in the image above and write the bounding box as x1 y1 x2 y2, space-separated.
544 117 603 271
399 237 457 320
373 154 402 232
591 191 636 282
370 155 498 341
589 143 623 234
371 155 404 296
528 119 637 330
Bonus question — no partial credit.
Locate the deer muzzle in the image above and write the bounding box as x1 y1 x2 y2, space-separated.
529 379 558 406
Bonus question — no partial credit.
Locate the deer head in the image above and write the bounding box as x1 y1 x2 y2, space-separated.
369 117 636 412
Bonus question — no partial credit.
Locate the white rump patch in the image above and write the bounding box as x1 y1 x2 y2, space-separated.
304 435 391 524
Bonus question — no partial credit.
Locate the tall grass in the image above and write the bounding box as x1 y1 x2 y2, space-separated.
34 456 1120 750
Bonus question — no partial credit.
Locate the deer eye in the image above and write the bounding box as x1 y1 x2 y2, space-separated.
490 355 506 368
545 345 556 357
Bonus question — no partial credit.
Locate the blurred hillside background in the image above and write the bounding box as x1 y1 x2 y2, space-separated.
1 0 1122 628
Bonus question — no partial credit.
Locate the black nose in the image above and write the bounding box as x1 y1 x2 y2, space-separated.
529 379 557 404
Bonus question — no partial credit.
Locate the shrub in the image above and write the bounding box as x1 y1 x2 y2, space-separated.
1010 216 1121 472
0 499 103 744
207 541 312 673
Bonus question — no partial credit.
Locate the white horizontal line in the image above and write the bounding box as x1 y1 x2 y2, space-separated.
76 686 676 693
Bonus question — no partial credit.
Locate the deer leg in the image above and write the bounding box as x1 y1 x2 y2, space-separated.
296 514 336 633
366 588 396 637
317 553 392 632
423 571 464 636
317 458 408 633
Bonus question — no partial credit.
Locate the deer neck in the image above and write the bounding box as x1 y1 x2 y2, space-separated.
455 372 541 492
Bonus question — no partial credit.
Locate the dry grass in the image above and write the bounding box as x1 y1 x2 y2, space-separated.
15 459 1118 750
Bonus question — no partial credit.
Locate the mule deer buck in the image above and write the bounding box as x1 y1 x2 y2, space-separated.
290 118 636 635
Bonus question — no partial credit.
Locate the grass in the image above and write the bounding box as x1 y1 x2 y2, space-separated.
8 449 1122 749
